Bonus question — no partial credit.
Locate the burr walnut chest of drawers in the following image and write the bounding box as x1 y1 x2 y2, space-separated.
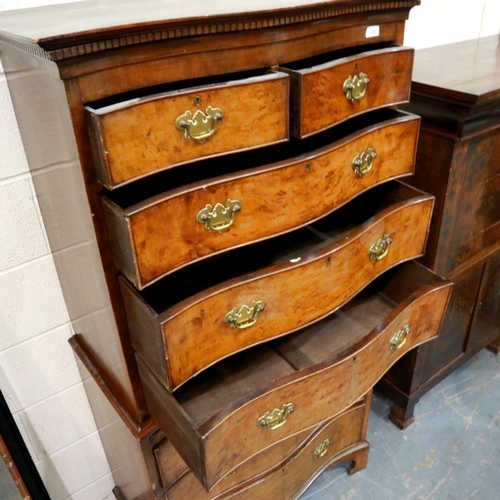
379 36 500 430
0 1 453 498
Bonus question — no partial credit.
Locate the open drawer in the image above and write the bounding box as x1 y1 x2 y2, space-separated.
137 261 452 491
280 45 413 138
86 71 289 189
121 181 434 391
103 109 420 289
155 395 370 500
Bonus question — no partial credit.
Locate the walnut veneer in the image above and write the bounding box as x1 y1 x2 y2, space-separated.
0 2 453 498
379 36 500 429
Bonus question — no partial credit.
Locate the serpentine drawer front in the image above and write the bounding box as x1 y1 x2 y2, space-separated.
103 109 419 289
0 2 425 499
85 72 290 189
281 45 414 138
155 397 370 500
121 182 433 391
137 262 452 491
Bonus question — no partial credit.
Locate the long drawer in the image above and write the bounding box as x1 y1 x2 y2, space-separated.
86 71 290 189
137 261 452 491
155 395 370 500
121 181 434 391
103 109 420 289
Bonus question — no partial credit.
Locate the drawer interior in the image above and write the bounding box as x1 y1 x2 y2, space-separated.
86 42 393 112
281 42 395 71
103 108 407 204
176 346 295 428
137 258 450 490
273 261 442 369
173 261 443 426
86 68 271 111
134 181 423 313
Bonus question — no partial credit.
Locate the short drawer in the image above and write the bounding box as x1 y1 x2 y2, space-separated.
281 45 413 138
155 396 369 500
104 109 419 289
86 72 289 189
138 261 452 491
122 181 434 391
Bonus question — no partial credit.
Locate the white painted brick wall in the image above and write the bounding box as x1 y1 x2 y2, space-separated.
0 1 113 499
0 178 48 271
0 1 498 499
35 432 111 499
14 383 101 459
0 258 69 351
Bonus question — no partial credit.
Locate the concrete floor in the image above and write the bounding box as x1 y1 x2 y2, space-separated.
304 349 500 500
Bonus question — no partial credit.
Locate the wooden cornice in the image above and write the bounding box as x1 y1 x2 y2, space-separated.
0 0 419 62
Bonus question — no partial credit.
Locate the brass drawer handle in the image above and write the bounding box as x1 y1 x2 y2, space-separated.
313 439 331 459
369 234 392 261
196 199 241 232
257 403 294 430
343 72 370 103
352 147 377 177
175 106 224 144
224 300 266 329
390 324 411 350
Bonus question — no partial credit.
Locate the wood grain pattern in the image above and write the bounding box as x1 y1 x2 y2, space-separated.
104 110 419 288
0 0 419 60
158 397 367 499
403 128 456 273
123 183 434 391
138 363 207 483
74 20 406 102
445 131 500 272
413 128 500 276
198 277 450 490
71 324 369 500
410 36 500 106
138 263 451 490
404 121 500 276
1 2 422 497
466 251 500 352
283 45 413 137
380 245 500 429
381 37 500 429
382 262 484 399
159 423 318 494
219 438 367 500
86 73 289 188
65 77 150 422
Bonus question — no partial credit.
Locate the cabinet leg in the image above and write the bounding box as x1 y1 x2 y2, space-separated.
487 337 500 355
388 399 418 430
347 441 370 475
